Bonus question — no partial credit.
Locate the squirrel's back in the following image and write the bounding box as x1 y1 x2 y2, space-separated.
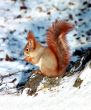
47 20 74 75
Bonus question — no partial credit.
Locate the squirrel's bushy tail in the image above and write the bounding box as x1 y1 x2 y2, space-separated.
47 20 74 73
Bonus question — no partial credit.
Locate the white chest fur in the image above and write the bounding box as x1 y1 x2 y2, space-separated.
35 58 42 69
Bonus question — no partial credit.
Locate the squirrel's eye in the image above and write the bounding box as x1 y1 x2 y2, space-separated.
26 48 29 52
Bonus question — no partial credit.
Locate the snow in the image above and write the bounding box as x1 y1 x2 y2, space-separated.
0 0 91 110
78 63 91 87
0 64 91 110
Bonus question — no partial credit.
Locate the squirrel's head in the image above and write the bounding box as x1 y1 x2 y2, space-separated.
24 31 36 56
24 31 44 63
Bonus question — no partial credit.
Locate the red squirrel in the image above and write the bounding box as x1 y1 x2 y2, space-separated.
24 20 74 77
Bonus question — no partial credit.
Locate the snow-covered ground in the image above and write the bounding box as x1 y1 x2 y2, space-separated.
0 63 91 110
0 0 91 110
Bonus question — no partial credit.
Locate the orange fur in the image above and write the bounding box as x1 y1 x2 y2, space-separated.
24 20 74 77
47 20 74 75
26 31 36 49
24 57 32 62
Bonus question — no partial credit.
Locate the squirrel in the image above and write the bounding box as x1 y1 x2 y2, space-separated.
24 20 74 77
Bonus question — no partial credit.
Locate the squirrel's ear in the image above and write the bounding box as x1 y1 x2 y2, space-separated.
27 31 36 49
27 31 35 41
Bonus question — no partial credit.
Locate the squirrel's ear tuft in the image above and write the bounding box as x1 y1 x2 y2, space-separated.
27 31 36 49
27 31 35 41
